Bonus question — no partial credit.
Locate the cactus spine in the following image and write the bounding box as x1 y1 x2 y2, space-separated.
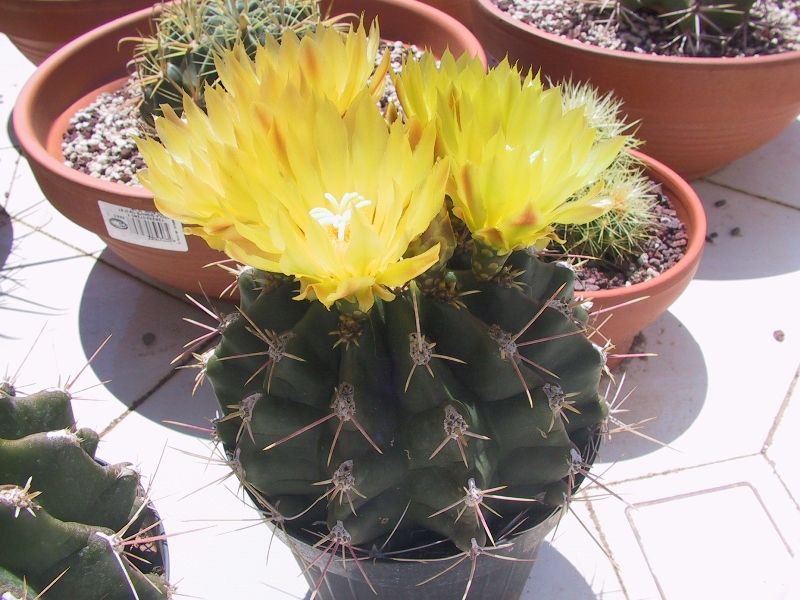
619 0 757 39
206 251 607 556
554 81 659 268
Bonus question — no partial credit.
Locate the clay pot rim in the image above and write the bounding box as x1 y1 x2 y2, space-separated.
470 0 800 68
13 4 158 199
577 149 707 301
13 0 486 201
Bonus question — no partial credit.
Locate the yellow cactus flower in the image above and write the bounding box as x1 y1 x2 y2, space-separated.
268 92 449 312
137 21 391 270
213 20 390 116
393 52 628 267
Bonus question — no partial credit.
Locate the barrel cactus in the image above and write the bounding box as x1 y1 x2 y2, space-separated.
125 0 339 126
0 384 171 599
553 81 659 267
137 22 627 596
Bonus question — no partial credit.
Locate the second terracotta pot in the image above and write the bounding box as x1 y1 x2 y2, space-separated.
579 151 706 366
469 0 800 180
13 0 486 297
0 0 158 65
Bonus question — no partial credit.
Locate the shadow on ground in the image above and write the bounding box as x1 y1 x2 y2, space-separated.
523 542 608 599
599 310 708 463
693 183 800 280
79 249 227 436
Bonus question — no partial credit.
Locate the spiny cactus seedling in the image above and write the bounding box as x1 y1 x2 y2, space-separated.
125 0 336 126
138 23 628 597
0 383 172 599
553 82 659 268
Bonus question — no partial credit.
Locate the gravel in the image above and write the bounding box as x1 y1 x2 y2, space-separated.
62 78 146 186
62 41 427 186
569 191 688 291
493 0 800 57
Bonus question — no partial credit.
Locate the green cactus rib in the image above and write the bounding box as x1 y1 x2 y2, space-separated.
207 252 608 554
0 390 170 599
0 565 38 600
619 0 756 34
0 389 74 440
0 431 139 531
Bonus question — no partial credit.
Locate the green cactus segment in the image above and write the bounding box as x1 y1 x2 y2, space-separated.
0 389 170 598
0 492 168 600
0 389 74 440
207 252 606 554
0 431 138 530
0 566 38 600
619 0 756 34
129 0 323 125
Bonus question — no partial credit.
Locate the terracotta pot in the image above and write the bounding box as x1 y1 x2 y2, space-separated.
414 0 473 30
0 0 158 65
468 0 800 179
580 150 706 366
13 0 486 297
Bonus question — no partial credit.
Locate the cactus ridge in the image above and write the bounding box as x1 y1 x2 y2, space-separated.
207 252 608 555
0 388 171 599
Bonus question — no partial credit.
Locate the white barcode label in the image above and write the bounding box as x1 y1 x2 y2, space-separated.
98 201 188 252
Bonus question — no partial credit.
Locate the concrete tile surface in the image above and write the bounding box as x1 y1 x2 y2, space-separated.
706 117 800 211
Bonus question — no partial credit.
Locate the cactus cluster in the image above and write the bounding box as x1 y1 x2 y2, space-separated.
553 82 658 268
0 383 171 599
137 22 627 595
126 0 329 126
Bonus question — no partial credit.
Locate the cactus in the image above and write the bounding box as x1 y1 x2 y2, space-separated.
138 24 627 594
553 81 659 268
0 385 171 600
125 0 332 126
619 0 757 39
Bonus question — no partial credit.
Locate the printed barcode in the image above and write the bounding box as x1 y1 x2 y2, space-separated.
98 201 189 252
129 217 175 242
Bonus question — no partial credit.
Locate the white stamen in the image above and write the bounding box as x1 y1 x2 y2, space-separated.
311 192 372 241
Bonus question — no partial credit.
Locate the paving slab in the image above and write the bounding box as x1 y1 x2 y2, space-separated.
588 455 800 600
596 182 800 482
6 150 108 256
0 36 36 151
765 362 800 508
99 368 312 600
705 116 800 210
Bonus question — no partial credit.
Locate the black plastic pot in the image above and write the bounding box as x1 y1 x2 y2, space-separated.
281 508 562 600
250 426 602 600
128 501 171 580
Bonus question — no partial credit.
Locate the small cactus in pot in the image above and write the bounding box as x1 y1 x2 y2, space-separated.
551 81 661 270
124 0 346 126
137 22 628 598
0 381 172 599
